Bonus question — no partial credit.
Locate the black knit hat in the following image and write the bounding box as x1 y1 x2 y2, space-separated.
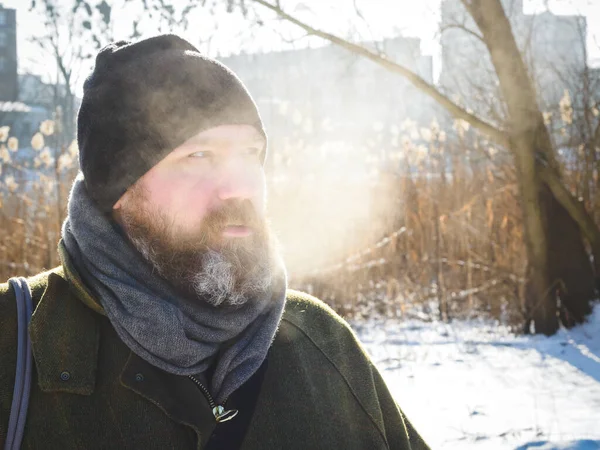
77 34 266 212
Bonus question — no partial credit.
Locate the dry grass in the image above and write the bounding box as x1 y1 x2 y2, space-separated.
286 131 528 327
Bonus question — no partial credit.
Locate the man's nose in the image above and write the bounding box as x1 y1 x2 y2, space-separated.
216 161 257 201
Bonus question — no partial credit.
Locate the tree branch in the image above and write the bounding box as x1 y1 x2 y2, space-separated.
440 22 485 44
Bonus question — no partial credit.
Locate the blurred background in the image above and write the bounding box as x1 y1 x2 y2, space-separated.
1 1 600 447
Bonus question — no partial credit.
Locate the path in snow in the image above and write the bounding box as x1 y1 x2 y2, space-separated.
354 304 600 450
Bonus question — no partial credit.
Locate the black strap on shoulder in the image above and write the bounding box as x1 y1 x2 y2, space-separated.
5 277 34 450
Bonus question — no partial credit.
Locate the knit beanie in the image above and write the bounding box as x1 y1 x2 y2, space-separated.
77 34 266 212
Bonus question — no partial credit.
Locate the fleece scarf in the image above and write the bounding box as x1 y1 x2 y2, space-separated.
61 175 286 403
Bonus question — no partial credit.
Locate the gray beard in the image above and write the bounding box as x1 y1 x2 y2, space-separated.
190 248 272 307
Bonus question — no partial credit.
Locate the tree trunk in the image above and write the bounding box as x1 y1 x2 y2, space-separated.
514 128 557 335
464 0 595 333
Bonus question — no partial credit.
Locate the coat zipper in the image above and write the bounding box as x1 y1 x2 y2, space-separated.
188 375 239 423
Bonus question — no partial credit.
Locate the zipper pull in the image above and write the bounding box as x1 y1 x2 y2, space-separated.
188 375 239 423
213 405 239 423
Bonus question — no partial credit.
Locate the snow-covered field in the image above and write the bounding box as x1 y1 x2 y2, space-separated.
354 304 600 450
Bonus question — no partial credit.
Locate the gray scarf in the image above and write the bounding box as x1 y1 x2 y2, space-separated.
61 176 286 403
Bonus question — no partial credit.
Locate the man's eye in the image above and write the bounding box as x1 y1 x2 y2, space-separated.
189 151 213 159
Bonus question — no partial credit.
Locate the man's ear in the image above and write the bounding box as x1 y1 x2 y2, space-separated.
112 195 125 225
113 191 127 210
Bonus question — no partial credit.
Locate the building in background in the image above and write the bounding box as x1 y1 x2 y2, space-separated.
0 4 17 102
221 35 436 168
19 72 78 118
19 73 60 109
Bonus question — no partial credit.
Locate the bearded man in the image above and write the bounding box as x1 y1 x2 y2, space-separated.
0 34 428 450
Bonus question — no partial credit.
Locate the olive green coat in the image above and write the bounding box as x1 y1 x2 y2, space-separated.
0 263 428 450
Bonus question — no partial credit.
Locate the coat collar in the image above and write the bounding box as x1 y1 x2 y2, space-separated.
57 241 106 316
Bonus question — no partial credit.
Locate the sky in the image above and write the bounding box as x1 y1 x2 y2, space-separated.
1 0 599 96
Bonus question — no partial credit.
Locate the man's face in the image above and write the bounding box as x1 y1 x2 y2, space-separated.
113 124 277 307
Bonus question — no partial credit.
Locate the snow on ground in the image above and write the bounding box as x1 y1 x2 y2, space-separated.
353 304 600 450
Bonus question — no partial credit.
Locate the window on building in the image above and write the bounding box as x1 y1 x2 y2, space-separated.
0 56 6 72
0 31 7 47
0 11 6 26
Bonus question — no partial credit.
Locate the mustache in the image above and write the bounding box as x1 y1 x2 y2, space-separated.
201 199 261 232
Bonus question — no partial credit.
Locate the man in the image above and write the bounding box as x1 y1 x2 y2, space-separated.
0 35 428 449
